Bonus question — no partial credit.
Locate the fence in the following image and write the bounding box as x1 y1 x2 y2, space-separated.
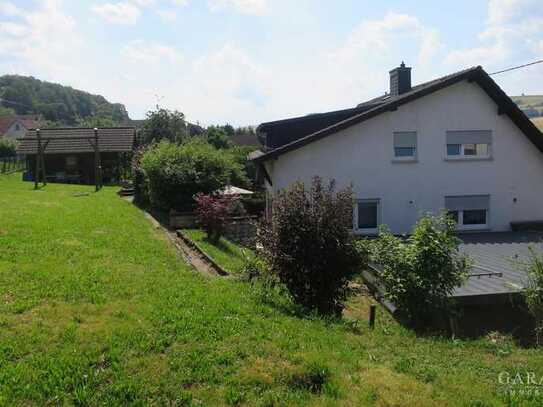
0 156 26 174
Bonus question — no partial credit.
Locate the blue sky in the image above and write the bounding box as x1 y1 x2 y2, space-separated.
0 0 541 125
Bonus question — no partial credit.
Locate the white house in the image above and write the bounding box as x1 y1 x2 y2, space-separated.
0 115 41 141
251 64 543 235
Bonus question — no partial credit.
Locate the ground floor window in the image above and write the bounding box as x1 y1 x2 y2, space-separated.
356 199 380 234
445 195 490 230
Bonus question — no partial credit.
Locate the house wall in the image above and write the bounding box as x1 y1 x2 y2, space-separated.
4 121 28 140
264 80 543 234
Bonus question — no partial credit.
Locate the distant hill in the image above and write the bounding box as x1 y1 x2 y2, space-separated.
0 75 130 126
532 117 543 131
511 95 543 118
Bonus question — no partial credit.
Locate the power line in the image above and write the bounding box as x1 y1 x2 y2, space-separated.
489 59 543 75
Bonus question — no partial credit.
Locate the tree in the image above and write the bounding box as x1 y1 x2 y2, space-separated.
361 213 470 326
139 139 244 211
0 139 17 157
260 177 363 315
140 107 189 145
205 126 231 149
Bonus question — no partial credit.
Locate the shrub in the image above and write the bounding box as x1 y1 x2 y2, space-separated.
139 139 244 211
0 138 17 158
260 177 363 315
523 249 543 345
361 212 470 325
194 193 232 242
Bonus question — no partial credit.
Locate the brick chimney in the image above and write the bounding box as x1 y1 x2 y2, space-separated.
389 62 412 96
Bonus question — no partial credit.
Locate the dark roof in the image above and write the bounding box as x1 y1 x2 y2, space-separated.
257 102 384 150
452 231 543 303
16 127 135 155
253 66 543 162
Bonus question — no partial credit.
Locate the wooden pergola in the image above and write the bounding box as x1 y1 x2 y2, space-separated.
24 128 104 191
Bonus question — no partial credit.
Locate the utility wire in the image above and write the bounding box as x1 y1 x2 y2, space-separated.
489 59 543 75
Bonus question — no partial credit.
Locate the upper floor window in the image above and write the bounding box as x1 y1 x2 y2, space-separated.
445 195 490 230
446 130 492 159
393 131 417 161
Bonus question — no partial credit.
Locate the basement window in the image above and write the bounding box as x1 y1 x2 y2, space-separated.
445 195 490 230
356 199 380 234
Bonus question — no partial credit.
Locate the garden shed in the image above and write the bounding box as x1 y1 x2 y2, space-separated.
17 127 135 186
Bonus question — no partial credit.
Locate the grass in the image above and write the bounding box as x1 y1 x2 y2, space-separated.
183 229 252 274
2 173 543 406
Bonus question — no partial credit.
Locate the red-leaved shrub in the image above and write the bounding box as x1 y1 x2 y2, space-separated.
194 193 232 242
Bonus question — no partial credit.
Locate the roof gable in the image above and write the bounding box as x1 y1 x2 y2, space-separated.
253 66 543 162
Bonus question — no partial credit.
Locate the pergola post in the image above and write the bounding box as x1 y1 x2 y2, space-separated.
94 128 102 191
35 129 41 189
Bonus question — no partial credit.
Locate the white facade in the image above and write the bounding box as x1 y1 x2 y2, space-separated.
264 80 543 235
3 120 28 140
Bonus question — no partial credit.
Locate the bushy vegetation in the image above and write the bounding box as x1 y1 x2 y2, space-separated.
139 139 246 211
524 249 543 345
261 177 363 315
3 174 543 406
360 213 470 325
0 138 17 157
194 193 232 242
0 75 129 125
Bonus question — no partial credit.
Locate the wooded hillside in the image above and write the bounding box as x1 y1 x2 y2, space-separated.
0 75 130 126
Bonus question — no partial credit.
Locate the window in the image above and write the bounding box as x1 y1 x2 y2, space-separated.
393 131 417 160
446 130 492 159
356 199 380 233
445 195 490 230
14 123 20 131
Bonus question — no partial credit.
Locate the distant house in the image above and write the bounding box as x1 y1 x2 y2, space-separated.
0 115 41 140
17 127 135 185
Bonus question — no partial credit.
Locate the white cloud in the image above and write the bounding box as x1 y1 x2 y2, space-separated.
208 0 267 15
157 8 177 21
131 0 156 6
91 2 141 25
446 0 543 68
171 0 189 6
0 0 81 80
0 1 21 16
122 40 183 64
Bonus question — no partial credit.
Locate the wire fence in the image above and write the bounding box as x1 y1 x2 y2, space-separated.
0 156 26 174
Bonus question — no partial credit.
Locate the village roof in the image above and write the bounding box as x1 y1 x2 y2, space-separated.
16 127 136 155
0 115 41 135
252 66 543 162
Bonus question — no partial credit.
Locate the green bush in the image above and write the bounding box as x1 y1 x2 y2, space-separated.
139 139 246 211
360 212 470 325
0 138 17 158
260 177 363 315
523 249 543 345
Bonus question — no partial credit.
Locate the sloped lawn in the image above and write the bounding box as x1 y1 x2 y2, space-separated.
1 173 543 406
183 229 252 274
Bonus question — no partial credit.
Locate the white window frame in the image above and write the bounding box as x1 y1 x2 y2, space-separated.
446 143 492 160
354 199 381 235
448 209 489 231
392 131 418 162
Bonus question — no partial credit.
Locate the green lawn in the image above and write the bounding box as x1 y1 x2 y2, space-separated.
183 229 252 274
1 173 543 406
